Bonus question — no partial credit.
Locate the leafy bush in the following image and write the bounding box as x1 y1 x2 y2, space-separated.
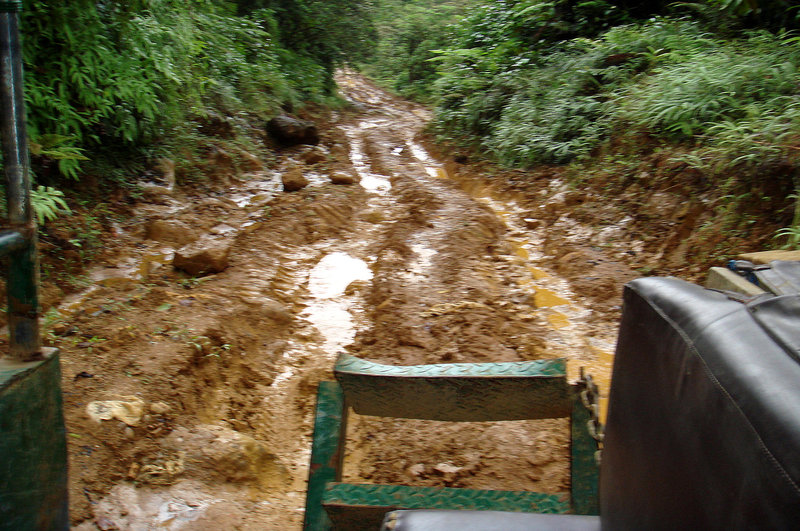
30 186 70 224
5 0 376 196
21 1 289 149
432 17 715 164
363 1 476 101
429 9 800 173
616 32 800 139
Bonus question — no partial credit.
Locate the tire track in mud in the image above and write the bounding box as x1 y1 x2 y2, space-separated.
60 73 615 530
333 75 571 494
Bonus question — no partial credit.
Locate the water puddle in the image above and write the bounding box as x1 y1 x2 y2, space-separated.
407 140 440 178
341 126 392 194
547 312 571 329
302 253 373 353
528 266 550 280
533 288 571 308
228 173 281 208
408 143 616 417
409 243 436 275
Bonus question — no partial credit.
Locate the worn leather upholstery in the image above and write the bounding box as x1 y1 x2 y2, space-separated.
383 278 800 531
602 277 800 530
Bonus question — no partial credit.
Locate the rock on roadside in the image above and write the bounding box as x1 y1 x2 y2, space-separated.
166 425 291 488
173 236 233 276
145 219 199 247
282 168 309 192
266 115 319 146
330 171 359 185
301 146 328 165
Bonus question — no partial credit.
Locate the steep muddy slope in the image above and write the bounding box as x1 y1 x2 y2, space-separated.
46 73 627 530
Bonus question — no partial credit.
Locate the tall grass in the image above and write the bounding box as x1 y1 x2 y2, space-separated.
432 17 800 180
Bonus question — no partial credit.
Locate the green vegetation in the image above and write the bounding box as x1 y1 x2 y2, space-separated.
0 0 375 282
364 0 800 248
2 0 375 197
20 1 374 167
365 1 477 101
3 0 800 266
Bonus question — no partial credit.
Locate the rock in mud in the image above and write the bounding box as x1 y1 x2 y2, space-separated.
282 168 309 192
407 463 426 478
145 219 199 247
301 146 328 165
167 425 290 489
266 115 319 146
523 218 541 229
149 401 171 414
173 236 232 276
434 462 462 477
86 396 146 426
140 183 173 203
330 171 359 185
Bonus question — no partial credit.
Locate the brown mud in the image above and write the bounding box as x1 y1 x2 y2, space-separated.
12 73 702 530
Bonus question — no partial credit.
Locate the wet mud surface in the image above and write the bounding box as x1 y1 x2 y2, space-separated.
44 74 634 530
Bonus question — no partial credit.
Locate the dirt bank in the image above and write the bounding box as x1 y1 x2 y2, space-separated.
28 73 641 530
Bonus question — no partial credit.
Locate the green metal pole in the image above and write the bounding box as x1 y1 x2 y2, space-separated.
0 0 41 361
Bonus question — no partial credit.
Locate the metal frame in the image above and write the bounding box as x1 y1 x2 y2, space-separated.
303 354 600 530
1 0 40 361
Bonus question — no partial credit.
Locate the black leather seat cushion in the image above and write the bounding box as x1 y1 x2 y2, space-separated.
382 510 600 531
602 278 800 530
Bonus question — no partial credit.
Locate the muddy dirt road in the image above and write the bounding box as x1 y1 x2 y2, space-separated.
54 73 630 530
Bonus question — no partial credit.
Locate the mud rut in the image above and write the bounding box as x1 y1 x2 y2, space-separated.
61 73 617 530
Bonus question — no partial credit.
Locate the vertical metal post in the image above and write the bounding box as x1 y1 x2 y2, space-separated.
0 1 41 361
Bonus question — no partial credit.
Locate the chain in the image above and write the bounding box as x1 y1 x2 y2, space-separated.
579 367 604 466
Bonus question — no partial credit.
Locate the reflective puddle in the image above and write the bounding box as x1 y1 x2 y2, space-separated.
411 147 617 419
303 252 373 353
341 126 392 194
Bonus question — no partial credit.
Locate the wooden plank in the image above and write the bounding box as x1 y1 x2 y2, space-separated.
303 382 347 531
737 250 800 264
705 267 766 296
334 354 570 421
323 483 570 531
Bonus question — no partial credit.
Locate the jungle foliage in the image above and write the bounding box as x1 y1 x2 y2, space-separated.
365 0 800 245
13 0 375 187
0 0 375 272
364 0 478 101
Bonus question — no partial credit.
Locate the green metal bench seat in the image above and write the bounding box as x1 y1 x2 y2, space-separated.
303 354 600 530
323 483 570 529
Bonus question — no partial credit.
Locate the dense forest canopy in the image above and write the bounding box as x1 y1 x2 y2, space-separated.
3 0 800 249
